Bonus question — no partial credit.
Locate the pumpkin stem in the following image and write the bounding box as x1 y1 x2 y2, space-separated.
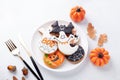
76 8 81 12
98 53 104 58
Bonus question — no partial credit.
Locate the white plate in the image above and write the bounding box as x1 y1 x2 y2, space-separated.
31 20 88 72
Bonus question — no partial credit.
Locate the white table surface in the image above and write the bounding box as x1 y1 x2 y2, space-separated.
0 0 120 80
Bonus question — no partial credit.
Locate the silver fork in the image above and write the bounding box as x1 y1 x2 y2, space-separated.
5 39 40 80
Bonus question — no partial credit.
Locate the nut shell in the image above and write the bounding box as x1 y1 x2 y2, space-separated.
22 67 28 76
7 65 16 72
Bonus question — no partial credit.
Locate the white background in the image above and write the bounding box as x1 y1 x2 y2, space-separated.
0 0 120 80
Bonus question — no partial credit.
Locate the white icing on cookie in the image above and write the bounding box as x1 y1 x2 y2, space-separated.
52 31 79 55
39 39 57 54
39 28 57 54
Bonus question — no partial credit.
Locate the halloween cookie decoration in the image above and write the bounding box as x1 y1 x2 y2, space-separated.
52 31 79 55
39 28 58 54
38 21 85 69
50 21 75 36
44 50 65 68
70 6 86 22
89 47 110 66
66 45 85 64
39 37 57 54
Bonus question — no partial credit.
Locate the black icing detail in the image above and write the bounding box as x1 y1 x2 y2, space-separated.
50 21 74 35
51 57 59 62
75 35 78 37
66 45 85 62
70 44 76 47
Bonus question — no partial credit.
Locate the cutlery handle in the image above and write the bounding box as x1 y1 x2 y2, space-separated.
18 36 43 80
30 56 44 80
19 56 40 80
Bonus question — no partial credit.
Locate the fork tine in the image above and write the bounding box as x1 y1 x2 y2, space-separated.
8 39 16 51
5 41 12 52
5 39 14 51
8 39 17 51
9 39 17 48
5 39 17 52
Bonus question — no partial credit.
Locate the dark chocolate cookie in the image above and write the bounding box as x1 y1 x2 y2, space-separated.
66 45 85 64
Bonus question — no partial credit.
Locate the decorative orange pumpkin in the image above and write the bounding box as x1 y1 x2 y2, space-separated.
89 48 110 66
70 6 85 22
44 50 65 68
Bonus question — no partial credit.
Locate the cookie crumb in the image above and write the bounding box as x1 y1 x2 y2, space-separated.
98 33 107 46
87 23 96 39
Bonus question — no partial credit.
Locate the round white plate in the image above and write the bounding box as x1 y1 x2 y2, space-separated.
31 20 88 72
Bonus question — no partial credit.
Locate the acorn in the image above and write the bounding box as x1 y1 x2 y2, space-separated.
7 65 16 72
13 76 18 80
22 77 25 80
22 67 28 76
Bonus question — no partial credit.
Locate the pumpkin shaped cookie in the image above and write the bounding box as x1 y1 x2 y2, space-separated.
90 48 110 66
44 50 65 68
70 6 85 22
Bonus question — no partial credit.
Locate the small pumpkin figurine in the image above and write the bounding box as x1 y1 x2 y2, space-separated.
89 47 110 66
70 6 86 22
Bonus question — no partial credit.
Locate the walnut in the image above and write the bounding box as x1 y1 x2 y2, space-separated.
98 33 107 46
87 23 96 39
7 65 16 72
13 76 18 80
22 67 28 76
22 77 25 80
